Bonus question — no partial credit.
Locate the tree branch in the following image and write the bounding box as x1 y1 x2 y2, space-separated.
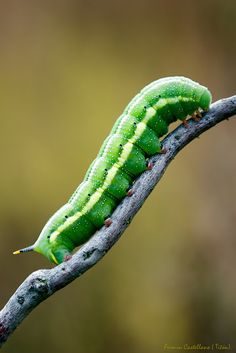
0 96 236 347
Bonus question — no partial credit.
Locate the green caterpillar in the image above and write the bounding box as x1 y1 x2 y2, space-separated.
14 76 212 264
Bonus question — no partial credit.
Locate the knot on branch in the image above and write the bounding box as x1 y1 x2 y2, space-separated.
27 270 51 298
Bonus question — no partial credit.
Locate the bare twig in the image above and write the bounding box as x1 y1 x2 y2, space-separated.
0 96 236 347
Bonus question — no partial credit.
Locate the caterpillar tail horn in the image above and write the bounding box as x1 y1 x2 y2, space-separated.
13 245 34 255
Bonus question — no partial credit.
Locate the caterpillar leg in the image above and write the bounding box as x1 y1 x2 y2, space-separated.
159 147 167 154
196 110 203 118
127 188 134 197
147 147 167 170
64 254 72 262
192 111 202 122
104 218 112 227
147 161 154 170
192 115 200 122
50 246 72 264
182 118 188 127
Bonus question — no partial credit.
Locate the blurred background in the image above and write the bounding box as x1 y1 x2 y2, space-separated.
0 0 235 352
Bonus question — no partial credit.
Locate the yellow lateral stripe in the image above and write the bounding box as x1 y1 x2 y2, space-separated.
102 164 119 188
82 188 104 213
153 96 194 110
50 231 60 242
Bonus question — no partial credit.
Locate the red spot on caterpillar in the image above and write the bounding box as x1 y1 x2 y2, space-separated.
104 218 112 227
127 189 134 196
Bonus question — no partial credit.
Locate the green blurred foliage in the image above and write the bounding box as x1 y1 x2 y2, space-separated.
0 0 235 352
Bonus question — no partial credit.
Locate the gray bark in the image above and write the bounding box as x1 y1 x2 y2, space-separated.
0 96 236 347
